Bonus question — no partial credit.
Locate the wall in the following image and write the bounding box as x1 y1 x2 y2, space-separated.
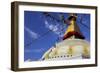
0 0 99 73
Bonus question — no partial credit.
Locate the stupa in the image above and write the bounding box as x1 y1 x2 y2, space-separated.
41 14 90 61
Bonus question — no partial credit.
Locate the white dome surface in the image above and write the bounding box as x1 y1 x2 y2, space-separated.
41 39 90 61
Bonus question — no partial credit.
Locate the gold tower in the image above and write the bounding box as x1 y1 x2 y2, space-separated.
63 13 85 40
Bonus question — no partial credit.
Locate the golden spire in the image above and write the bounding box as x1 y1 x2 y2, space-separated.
63 13 85 40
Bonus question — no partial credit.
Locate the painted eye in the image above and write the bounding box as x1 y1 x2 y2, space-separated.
67 55 69 57
71 55 72 57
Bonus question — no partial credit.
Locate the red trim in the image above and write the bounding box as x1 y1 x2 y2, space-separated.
63 31 85 40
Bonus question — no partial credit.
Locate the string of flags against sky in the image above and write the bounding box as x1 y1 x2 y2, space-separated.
24 11 90 61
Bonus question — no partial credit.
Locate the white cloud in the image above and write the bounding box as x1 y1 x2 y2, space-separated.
45 20 49 26
44 20 64 37
25 59 32 62
24 26 39 39
45 20 58 31
25 48 45 53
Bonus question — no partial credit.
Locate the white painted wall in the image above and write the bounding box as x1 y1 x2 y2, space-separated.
0 0 99 73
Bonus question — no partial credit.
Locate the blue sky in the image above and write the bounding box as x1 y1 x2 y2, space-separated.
24 11 90 61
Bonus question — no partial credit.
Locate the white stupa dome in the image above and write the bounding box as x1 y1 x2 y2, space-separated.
41 39 90 61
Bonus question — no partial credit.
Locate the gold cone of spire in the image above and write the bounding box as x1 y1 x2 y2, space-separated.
63 13 85 40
